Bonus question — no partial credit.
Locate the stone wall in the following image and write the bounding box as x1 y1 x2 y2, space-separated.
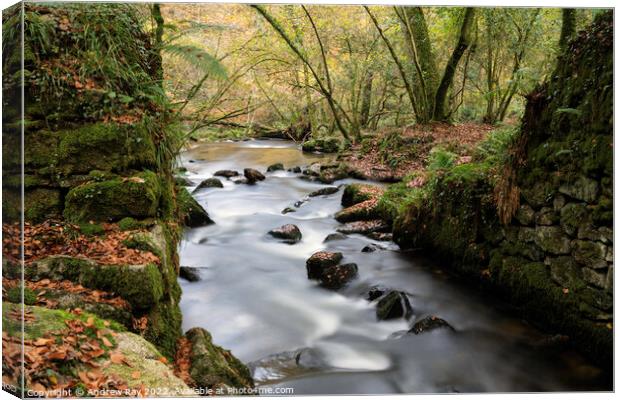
392 12 613 367
2 3 182 358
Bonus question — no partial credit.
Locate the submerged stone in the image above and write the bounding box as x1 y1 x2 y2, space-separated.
324 233 347 242
267 163 284 172
309 187 339 197
179 266 201 282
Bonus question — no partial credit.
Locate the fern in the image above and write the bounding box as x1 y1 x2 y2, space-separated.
162 43 227 78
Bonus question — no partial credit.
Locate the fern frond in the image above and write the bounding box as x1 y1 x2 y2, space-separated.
162 43 226 78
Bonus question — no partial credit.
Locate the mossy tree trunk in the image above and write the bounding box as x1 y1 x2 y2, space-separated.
434 8 476 121
559 9 576 50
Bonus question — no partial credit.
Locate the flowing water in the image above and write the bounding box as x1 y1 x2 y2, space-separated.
178 139 606 394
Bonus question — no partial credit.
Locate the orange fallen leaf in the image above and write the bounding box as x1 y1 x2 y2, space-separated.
131 371 141 379
109 352 126 364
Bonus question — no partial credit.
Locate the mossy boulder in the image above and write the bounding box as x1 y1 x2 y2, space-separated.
56 123 157 175
26 256 164 311
341 184 384 207
102 332 192 396
267 163 284 172
186 327 254 391
335 199 380 223
3 187 62 223
177 187 214 227
194 178 223 192
64 171 162 223
302 137 340 153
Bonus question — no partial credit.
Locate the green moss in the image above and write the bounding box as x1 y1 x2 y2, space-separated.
2 303 124 341
79 222 105 236
32 256 164 311
118 217 140 231
302 137 340 153
186 327 254 390
143 301 182 359
55 123 156 175
6 287 37 305
64 171 161 223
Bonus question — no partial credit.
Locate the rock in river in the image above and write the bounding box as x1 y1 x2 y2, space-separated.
244 168 266 184
362 243 384 253
214 170 239 179
268 224 302 244
178 188 214 227
179 266 201 282
320 263 358 290
376 290 413 320
323 232 347 242
281 207 296 214
337 220 390 235
306 251 343 280
309 187 339 197
193 178 223 192
409 316 455 335
185 327 254 390
267 163 284 172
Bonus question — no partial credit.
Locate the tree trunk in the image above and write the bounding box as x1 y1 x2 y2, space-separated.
397 6 438 121
434 8 476 121
359 71 374 128
150 4 165 84
559 9 576 50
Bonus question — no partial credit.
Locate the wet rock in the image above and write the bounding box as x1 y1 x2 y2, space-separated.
367 285 389 301
337 220 390 235
233 178 248 184
320 263 358 290
361 243 383 253
281 207 296 214
294 199 308 208
244 168 266 184
376 290 413 320
306 251 343 280
174 176 194 186
288 166 302 173
186 327 254 390
342 184 385 207
323 233 347 242
193 178 223 192
308 187 339 197
178 188 214 227
304 163 322 176
267 163 284 172
298 175 319 182
409 316 455 335
335 199 380 222
214 170 239 179
318 164 349 184
248 348 324 383
302 137 340 153
179 266 201 282
366 232 393 241
268 224 302 244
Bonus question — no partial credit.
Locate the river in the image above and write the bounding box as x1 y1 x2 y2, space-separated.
177 139 605 394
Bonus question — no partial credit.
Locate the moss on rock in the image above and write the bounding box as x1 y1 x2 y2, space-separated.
64 171 161 223
186 327 254 390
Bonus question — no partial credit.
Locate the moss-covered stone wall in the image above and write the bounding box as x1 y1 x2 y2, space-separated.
2 3 183 359
392 12 613 367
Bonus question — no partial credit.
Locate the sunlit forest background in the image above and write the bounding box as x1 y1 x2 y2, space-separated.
157 4 598 142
